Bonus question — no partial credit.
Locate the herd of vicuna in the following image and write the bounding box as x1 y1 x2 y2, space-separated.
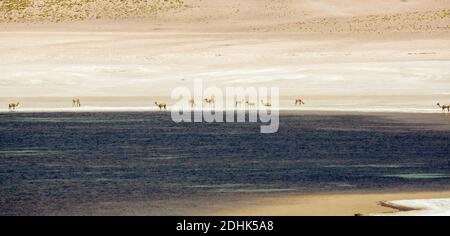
6 99 450 112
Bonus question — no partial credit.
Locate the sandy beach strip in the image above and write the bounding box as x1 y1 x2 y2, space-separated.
199 191 450 216
0 106 445 113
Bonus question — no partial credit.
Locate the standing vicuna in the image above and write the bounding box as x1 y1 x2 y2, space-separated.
72 98 81 107
155 102 167 111
437 103 450 112
189 98 195 108
245 100 256 108
234 96 244 108
8 102 20 111
235 99 244 108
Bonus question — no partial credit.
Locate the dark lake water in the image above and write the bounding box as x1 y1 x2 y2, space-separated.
0 111 449 215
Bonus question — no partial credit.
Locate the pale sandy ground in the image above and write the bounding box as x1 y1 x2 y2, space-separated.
1 0 450 215
1 0 449 99
198 191 450 216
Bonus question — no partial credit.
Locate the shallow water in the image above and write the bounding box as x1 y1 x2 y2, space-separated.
0 111 449 215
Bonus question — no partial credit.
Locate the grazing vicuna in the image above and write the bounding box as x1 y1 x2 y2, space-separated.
8 102 20 111
204 97 215 107
295 98 305 106
261 100 272 107
155 102 167 111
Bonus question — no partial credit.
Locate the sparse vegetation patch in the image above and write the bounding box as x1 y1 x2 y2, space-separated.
0 0 184 22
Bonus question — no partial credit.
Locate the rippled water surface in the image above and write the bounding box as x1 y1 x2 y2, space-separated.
0 111 449 215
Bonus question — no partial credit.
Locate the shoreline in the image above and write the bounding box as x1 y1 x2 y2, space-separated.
0 106 447 114
197 190 450 216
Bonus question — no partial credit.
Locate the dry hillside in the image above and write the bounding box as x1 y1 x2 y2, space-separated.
0 0 183 22
0 0 449 34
